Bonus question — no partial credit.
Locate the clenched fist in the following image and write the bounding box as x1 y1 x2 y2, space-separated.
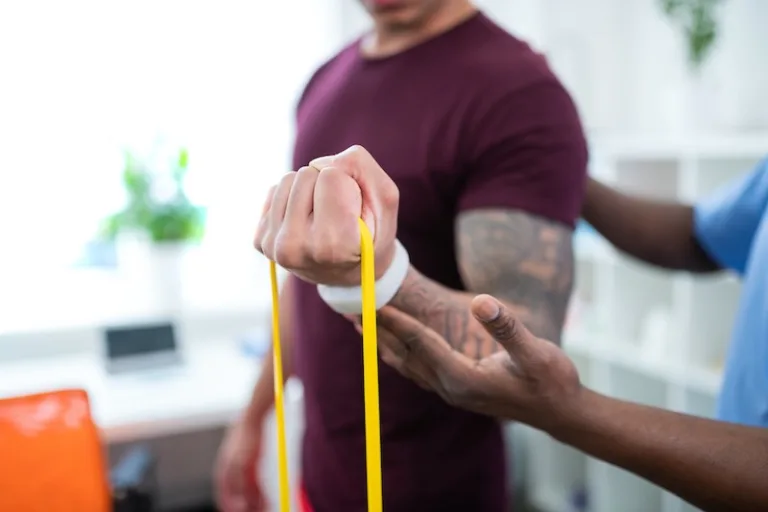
254 145 399 286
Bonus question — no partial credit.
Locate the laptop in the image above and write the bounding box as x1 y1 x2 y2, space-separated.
102 322 183 375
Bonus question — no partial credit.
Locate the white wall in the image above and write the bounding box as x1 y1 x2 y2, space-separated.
480 0 768 135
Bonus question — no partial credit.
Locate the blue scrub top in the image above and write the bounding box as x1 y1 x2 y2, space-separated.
695 157 768 426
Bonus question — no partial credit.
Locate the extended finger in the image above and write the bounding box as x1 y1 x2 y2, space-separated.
376 306 463 372
379 335 438 391
471 294 536 365
354 319 434 390
348 316 407 363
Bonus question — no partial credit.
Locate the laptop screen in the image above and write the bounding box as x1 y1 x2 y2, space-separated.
104 323 177 360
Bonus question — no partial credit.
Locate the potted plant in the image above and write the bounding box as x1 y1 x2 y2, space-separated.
102 146 205 313
660 0 722 72
659 0 725 131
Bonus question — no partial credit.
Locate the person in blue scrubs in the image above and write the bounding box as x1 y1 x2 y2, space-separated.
583 158 768 426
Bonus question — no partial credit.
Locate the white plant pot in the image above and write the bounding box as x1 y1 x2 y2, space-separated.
115 234 189 316
115 231 151 274
682 70 721 135
147 242 188 316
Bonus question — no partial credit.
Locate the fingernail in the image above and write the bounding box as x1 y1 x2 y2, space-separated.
474 297 500 322
308 155 334 170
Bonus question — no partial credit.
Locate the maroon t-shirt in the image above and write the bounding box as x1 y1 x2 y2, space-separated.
291 12 587 512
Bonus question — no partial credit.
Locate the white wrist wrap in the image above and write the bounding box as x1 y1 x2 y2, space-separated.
317 240 410 315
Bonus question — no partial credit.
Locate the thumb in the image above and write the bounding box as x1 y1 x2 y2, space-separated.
308 154 334 170
471 295 537 365
309 152 376 239
311 146 397 245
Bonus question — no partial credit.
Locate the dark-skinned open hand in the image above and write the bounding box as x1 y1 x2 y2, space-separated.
370 294 585 431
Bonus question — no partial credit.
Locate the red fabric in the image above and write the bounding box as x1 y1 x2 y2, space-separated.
298 482 314 512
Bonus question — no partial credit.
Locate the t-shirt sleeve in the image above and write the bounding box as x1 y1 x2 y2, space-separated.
694 158 768 274
457 80 588 228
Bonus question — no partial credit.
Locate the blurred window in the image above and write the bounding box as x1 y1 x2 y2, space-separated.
0 0 341 332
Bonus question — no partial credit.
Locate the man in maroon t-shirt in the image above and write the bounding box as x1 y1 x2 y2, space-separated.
216 1 587 511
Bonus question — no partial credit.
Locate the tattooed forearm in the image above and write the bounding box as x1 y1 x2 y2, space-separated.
389 266 511 359
457 209 574 343
389 209 574 359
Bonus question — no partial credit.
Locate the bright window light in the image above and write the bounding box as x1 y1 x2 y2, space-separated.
0 1 341 332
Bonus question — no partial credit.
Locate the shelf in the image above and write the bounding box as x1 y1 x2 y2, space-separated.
589 132 768 160
613 158 680 200
680 156 760 202
685 388 717 419
606 261 677 350
564 333 722 396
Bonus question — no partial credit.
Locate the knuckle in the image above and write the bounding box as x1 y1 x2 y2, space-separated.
273 233 303 268
261 185 277 215
253 236 264 253
535 343 556 370
380 349 399 369
310 240 338 265
253 229 265 252
311 232 356 265
347 144 366 158
403 327 427 352
296 165 319 181
342 145 366 167
278 171 295 187
317 166 342 181
260 230 277 260
381 182 400 208
444 377 476 405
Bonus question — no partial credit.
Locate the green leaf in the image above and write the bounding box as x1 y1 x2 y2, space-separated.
178 148 189 170
659 0 723 70
100 145 205 244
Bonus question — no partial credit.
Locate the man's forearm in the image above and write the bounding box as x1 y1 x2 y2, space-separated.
243 348 280 423
583 178 719 272
388 209 573 357
552 389 768 512
244 275 297 423
389 266 556 359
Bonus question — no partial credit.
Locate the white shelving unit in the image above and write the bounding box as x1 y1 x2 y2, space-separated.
523 133 768 512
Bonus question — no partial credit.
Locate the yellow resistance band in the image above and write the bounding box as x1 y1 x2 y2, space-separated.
269 218 383 512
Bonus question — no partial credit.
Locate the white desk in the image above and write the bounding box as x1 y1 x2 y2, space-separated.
0 342 262 443
0 341 306 509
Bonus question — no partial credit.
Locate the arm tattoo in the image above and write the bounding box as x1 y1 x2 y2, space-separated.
389 209 574 359
457 209 574 342
390 268 498 359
